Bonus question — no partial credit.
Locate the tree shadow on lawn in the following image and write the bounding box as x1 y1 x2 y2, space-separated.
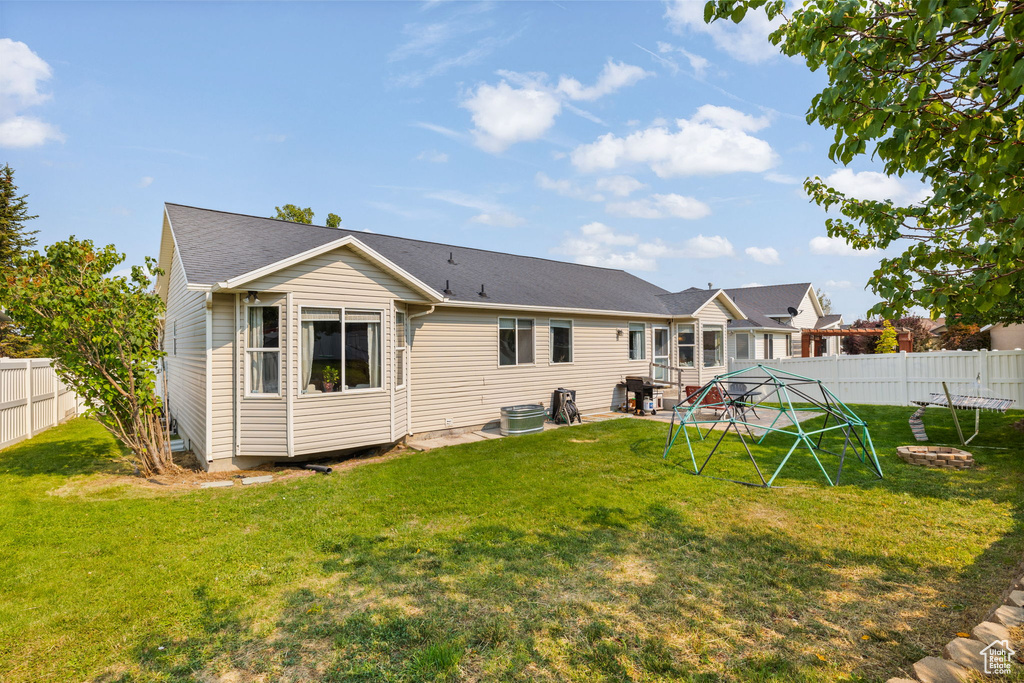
0 418 130 479
112 502 985 682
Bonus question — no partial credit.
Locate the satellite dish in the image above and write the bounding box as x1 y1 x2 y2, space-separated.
787 306 800 317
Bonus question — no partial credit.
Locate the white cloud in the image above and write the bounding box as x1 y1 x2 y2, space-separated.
0 40 62 148
656 41 710 77
764 172 801 185
824 279 853 289
741 282 763 287
535 172 604 202
554 223 732 270
462 60 650 153
683 234 735 258
570 104 777 177
139 176 154 188
594 175 646 197
556 59 653 101
413 121 465 140
0 116 64 147
823 169 931 205
426 190 525 227
416 150 449 163
0 38 52 114
469 211 525 227
745 246 780 264
461 79 562 153
664 0 782 64
606 193 711 220
809 235 879 256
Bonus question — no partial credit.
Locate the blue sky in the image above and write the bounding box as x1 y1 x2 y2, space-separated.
0 1 929 320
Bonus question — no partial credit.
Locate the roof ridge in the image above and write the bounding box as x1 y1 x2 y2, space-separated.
163 202 664 282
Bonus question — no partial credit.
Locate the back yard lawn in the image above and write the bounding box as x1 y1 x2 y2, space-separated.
2 406 1024 682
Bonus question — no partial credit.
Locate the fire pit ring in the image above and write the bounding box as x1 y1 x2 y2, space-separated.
896 445 974 470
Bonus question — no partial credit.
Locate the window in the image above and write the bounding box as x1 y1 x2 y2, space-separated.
653 326 669 380
395 311 406 388
735 333 750 360
789 334 797 357
703 326 723 367
764 333 774 359
345 311 382 390
677 323 695 367
499 318 534 366
628 323 646 360
247 306 280 395
299 308 383 394
300 308 342 393
550 319 572 363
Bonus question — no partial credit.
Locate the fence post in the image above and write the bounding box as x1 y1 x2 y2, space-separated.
898 351 908 406
978 348 989 389
51 362 58 426
24 358 32 438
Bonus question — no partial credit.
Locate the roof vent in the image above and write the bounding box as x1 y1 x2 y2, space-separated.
478 284 488 298
447 251 458 265
708 282 713 290
443 280 454 296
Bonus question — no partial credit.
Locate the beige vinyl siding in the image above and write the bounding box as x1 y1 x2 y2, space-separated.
163 245 207 459
697 300 730 374
226 246 421 460
409 309 666 431
789 288 821 356
209 293 236 458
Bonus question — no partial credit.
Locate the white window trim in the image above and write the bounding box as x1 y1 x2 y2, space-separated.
498 317 537 367
548 318 573 365
627 322 647 361
297 305 387 398
676 322 696 368
734 331 752 360
702 324 725 368
244 303 283 399
395 309 407 389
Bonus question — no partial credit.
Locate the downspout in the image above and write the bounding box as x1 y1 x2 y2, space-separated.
405 305 436 436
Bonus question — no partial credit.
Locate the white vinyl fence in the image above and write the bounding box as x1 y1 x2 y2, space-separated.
728 350 1024 408
0 358 81 450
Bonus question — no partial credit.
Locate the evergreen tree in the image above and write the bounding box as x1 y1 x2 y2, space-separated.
0 165 40 358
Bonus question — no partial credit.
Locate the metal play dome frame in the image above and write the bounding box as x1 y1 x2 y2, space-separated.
662 365 883 488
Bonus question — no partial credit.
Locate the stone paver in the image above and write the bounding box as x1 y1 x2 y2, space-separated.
1008 589 1024 607
199 480 233 489
912 656 971 683
994 603 1024 627
241 475 273 485
942 637 987 672
972 620 1011 646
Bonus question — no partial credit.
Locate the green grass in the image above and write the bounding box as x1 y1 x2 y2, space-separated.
2 407 1024 682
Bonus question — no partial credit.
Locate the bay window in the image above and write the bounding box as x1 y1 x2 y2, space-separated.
345 311 382 390
677 323 695 367
299 308 382 394
703 325 723 367
395 311 406 388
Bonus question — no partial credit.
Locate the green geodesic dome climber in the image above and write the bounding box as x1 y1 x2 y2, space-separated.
662 365 882 488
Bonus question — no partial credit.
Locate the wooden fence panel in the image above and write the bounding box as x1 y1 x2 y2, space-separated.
729 350 1024 407
0 359 80 450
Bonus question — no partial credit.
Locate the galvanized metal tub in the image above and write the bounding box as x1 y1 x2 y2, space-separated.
499 404 546 436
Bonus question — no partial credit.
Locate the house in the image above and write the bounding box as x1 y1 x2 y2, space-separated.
156 203 833 471
723 283 844 360
985 323 1024 350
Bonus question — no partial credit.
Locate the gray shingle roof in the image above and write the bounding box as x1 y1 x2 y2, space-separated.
724 283 812 316
815 314 843 328
164 203 676 314
655 288 721 316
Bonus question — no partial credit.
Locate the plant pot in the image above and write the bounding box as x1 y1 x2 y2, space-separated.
323 382 335 393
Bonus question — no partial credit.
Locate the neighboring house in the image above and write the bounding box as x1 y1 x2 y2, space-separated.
156 204 836 470
985 323 1024 350
723 283 844 360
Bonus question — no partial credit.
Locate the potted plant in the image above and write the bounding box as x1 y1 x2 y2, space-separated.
322 365 339 392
